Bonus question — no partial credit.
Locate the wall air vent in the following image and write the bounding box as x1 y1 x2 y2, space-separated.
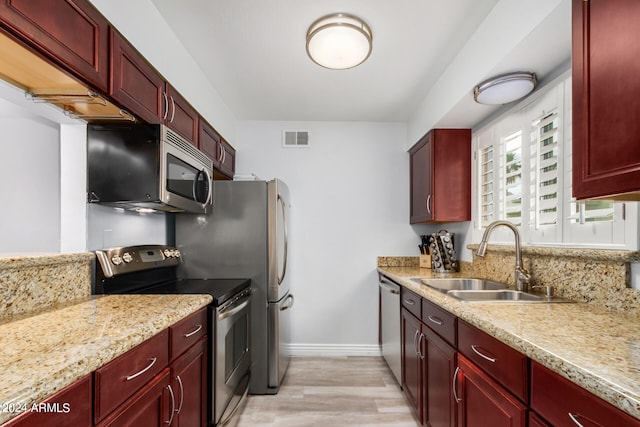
283 130 310 147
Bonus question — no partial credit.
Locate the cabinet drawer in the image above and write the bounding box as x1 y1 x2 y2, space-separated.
170 307 208 361
94 330 169 423
531 361 640 427
401 287 421 318
4 374 92 427
421 298 456 347
457 320 528 402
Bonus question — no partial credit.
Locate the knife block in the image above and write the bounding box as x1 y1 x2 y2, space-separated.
419 254 432 269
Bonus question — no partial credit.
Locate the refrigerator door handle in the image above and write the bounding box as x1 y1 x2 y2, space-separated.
280 294 294 311
277 193 288 285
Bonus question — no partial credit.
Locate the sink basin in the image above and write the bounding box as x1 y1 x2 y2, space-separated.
446 289 574 303
417 278 509 293
447 289 542 302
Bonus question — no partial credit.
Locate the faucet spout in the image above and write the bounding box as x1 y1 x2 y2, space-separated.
476 220 531 292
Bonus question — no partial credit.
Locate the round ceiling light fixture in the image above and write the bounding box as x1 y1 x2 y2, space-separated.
473 72 538 105
306 13 372 70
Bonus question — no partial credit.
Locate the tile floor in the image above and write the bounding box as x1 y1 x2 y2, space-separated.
235 356 420 426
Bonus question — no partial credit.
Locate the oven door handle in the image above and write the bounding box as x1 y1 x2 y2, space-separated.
218 295 250 321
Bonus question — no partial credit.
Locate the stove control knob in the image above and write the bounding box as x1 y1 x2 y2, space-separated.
163 249 172 258
122 252 133 263
111 255 123 265
174 250 181 258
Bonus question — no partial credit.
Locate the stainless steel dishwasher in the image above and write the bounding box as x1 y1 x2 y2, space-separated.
379 273 401 384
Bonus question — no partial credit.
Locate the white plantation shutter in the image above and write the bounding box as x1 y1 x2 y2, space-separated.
532 111 560 227
503 131 523 226
479 144 495 227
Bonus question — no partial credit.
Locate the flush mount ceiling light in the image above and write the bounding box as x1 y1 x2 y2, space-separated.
306 13 372 70
473 72 538 105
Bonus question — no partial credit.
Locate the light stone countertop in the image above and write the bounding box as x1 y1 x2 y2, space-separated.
0 293 212 424
378 266 640 421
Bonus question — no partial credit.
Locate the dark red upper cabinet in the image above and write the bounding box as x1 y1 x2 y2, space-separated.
109 28 164 124
572 0 640 200
410 129 471 223
165 83 199 145
0 0 109 92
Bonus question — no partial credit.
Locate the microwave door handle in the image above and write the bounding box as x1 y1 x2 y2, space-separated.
193 168 212 205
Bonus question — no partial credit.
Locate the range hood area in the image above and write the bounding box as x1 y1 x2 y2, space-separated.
0 31 134 122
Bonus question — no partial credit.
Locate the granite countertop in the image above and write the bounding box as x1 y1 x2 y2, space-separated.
0 293 212 424
379 266 640 421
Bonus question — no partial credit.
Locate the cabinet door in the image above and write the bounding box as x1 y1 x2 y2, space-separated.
3 375 92 427
409 129 471 224
455 354 526 427
410 132 433 223
401 308 424 423
432 129 471 222
572 0 640 199
424 327 456 427
199 119 221 166
217 138 236 179
165 84 199 144
109 28 164 124
531 361 640 427
0 0 109 91
96 368 174 427
171 338 208 427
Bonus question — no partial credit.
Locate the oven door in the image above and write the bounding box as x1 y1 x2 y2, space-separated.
215 291 251 426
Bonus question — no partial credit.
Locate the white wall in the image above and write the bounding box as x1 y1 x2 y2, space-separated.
236 120 430 354
0 100 61 254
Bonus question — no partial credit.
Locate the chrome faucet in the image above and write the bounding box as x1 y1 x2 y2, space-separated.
476 220 532 292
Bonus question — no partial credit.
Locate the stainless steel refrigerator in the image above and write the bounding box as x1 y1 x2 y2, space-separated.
175 179 293 395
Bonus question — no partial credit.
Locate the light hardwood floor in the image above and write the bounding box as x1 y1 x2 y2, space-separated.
236 356 420 426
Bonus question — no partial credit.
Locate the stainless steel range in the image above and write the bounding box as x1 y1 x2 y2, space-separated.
94 244 251 427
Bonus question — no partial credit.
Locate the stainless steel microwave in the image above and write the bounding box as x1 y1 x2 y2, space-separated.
87 124 213 214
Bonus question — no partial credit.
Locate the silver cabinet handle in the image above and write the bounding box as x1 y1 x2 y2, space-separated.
413 329 420 355
471 345 496 363
221 146 226 165
403 298 416 306
427 315 443 326
427 194 432 214
184 324 203 338
125 357 157 381
417 333 425 360
453 366 462 403
165 384 176 425
175 376 184 415
162 92 168 121
169 96 176 123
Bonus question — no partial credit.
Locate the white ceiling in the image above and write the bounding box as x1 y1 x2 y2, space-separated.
149 0 571 127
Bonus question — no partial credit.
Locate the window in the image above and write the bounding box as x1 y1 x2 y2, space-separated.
474 73 636 249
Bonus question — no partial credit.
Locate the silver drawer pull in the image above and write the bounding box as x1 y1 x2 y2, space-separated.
428 315 443 326
184 324 203 338
403 298 416 306
125 357 157 381
568 413 585 427
452 366 462 403
471 345 496 363
175 375 184 414
165 384 176 425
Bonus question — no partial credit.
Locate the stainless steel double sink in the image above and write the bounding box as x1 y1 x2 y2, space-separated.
411 278 573 303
